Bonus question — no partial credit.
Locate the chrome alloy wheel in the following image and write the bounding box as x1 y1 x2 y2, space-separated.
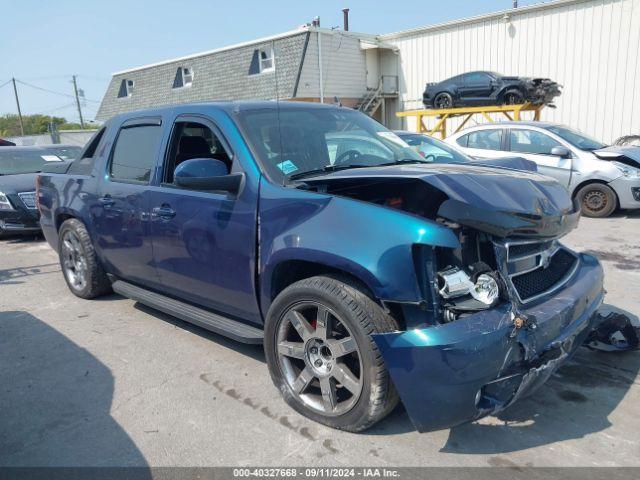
61 230 88 291
276 302 363 416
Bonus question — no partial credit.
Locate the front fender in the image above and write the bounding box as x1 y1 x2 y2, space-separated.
258 179 459 313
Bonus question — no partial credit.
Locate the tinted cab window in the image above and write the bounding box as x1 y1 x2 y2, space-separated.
110 125 162 183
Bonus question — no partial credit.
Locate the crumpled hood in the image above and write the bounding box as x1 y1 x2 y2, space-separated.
594 146 640 168
303 163 579 238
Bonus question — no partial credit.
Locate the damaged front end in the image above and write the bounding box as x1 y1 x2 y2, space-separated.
303 165 604 431
523 77 562 106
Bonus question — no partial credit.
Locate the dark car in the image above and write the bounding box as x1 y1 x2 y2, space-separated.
423 71 561 109
0 146 69 236
38 102 605 432
394 130 537 172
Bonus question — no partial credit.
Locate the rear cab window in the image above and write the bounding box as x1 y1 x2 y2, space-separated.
109 120 163 184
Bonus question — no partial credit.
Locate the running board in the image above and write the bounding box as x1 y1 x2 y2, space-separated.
112 280 264 344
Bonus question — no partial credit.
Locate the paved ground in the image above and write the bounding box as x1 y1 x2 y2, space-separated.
1 212 639 467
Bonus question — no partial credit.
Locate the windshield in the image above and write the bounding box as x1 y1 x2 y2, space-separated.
546 125 606 151
0 150 63 175
236 107 425 182
397 133 472 164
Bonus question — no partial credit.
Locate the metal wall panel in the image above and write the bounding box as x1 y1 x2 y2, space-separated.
382 0 640 143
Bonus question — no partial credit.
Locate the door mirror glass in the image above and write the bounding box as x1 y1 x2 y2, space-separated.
174 158 241 194
550 146 571 158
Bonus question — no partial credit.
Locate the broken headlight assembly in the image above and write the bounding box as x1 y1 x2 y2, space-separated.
432 226 506 322
437 266 505 320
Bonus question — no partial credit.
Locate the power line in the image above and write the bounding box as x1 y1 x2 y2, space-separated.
15 79 101 103
0 79 11 89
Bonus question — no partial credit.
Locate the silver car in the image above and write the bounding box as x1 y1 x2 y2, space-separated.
446 122 640 217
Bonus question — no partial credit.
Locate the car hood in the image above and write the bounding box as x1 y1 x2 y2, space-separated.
468 156 538 172
594 146 640 168
302 163 579 238
0 172 39 193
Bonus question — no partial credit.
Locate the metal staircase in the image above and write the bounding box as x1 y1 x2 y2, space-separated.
356 85 383 116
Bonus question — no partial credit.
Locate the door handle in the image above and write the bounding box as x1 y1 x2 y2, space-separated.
152 205 176 220
98 196 115 207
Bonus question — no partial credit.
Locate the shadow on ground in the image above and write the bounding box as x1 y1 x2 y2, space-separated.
439 305 639 454
0 310 150 470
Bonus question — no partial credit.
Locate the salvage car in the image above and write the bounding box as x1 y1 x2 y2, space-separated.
0 146 68 236
447 122 640 217
394 130 537 171
38 102 604 432
423 71 561 109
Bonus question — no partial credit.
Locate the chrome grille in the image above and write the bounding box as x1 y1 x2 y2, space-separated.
18 191 37 210
497 239 578 303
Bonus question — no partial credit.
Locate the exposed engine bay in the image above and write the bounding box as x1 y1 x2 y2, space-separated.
302 169 581 325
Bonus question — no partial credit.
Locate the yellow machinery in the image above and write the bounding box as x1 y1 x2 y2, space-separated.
396 103 546 139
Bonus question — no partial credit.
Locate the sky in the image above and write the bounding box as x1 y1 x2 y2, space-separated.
0 0 547 125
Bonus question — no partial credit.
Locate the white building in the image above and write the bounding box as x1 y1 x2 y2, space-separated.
97 0 639 143
381 0 640 142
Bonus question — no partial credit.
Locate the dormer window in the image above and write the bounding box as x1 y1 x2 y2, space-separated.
248 47 275 75
173 67 194 89
117 79 134 98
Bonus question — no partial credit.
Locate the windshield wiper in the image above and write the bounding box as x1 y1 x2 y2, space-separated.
289 164 369 180
377 159 427 167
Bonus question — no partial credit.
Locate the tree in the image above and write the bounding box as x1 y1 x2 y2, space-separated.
0 114 94 137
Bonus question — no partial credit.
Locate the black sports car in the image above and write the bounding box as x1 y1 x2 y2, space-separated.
423 71 561 109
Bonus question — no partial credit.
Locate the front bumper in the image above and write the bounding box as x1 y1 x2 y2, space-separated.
373 253 604 432
0 193 40 234
609 175 640 209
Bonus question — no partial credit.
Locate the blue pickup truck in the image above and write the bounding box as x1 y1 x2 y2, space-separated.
37 102 604 432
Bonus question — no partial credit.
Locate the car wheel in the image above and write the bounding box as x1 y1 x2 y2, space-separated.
264 275 399 432
433 92 453 109
576 183 617 218
504 90 524 105
58 218 112 298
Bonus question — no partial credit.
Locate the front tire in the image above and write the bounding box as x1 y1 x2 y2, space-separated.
503 89 524 105
264 275 399 432
58 218 112 298
433 92 453 109
576 183 617 218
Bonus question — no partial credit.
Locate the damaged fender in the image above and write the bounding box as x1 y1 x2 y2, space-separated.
258 179 459 314
373 253 604 432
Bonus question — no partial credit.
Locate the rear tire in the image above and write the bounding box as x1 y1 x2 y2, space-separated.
58 218 112 298
575 183 617 218
264 275 399 432
433 92 453 109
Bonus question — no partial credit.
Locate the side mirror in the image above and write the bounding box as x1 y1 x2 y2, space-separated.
174 158 242 194
551 146 571 158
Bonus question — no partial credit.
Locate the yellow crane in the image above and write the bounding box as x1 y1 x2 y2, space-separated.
396 102 547 139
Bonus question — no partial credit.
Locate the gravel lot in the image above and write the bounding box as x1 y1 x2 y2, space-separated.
1 213 639 467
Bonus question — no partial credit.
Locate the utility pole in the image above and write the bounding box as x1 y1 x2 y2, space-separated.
72 75 85 129
11 78 25 136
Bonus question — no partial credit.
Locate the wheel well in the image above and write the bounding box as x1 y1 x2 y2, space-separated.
571 179 619 207
500 87 523 100
270 260 375 302
55 213 76 231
